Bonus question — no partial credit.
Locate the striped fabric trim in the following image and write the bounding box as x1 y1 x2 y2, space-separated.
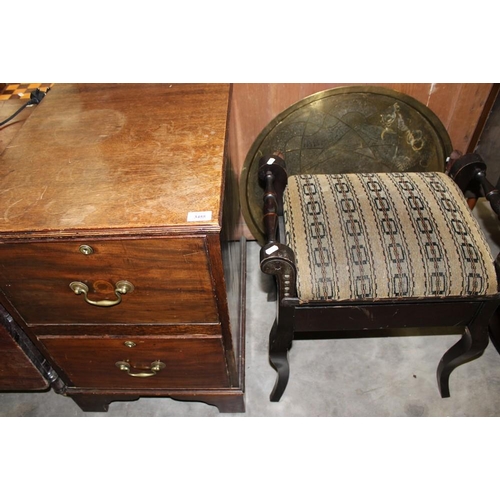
283 172 498 302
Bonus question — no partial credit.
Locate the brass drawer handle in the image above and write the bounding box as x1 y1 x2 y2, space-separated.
115 360 166 377
69 280 134 307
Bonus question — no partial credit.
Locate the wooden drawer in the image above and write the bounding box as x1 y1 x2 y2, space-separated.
39 336 230 389
0 321 48 391
0 237 218 325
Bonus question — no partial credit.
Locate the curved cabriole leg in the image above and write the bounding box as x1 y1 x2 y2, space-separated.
269 320 290 402
269 352 289 402
437 310 490 398
269 304 295 401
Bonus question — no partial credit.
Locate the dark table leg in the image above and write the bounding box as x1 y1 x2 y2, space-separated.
269 310 295 402
437 307 491 397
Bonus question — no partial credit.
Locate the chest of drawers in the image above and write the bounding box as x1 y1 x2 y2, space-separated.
0 84 245 412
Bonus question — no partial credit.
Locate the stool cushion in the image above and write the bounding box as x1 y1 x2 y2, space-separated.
283 172 498 302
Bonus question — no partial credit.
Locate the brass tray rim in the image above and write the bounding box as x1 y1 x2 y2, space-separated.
240 85 454 244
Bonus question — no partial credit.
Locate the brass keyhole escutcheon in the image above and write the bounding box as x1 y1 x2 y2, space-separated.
124 341 137 348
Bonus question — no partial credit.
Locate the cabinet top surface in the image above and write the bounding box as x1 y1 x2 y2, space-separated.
0 84 230 238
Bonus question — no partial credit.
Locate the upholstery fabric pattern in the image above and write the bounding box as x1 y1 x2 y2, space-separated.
283 172 498 302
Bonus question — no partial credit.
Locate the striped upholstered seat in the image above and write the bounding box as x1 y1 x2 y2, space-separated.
283 171 498 303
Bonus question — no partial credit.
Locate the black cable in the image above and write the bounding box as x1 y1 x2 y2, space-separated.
0 87 50 128
0 101 31 127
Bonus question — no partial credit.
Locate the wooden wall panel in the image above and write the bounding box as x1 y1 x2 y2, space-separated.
229 83 496 239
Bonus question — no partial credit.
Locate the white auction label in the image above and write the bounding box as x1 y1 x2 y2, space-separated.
187 211 212 222
265 245 279 255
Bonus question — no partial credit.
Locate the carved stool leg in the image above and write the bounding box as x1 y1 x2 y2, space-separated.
437 306 492 398
269 304 295 401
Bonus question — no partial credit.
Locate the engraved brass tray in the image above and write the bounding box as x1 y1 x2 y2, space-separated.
240 86 453 244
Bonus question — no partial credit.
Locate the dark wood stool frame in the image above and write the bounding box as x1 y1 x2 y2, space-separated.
259 153 500 402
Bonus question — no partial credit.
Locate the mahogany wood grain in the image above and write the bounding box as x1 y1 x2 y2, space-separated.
206 233 239 386
0 84 230 237
0 84 245 412
27 324 222 337
0 99 36 155
40 336 230 389
68 390 245 413
0 237 219 325
0 321 48 390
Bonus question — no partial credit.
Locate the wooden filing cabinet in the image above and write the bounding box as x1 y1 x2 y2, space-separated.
0 83 245 412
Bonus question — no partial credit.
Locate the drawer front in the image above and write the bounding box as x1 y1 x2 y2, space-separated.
0 238 218 325
39 336 230 389
0 321 48 391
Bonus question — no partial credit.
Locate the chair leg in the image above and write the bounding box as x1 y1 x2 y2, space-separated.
437 308 491 398
269 306 295 402
269 356 289 402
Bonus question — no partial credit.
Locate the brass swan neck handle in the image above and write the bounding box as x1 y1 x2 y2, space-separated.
69 280 134 307
115 360 166 377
